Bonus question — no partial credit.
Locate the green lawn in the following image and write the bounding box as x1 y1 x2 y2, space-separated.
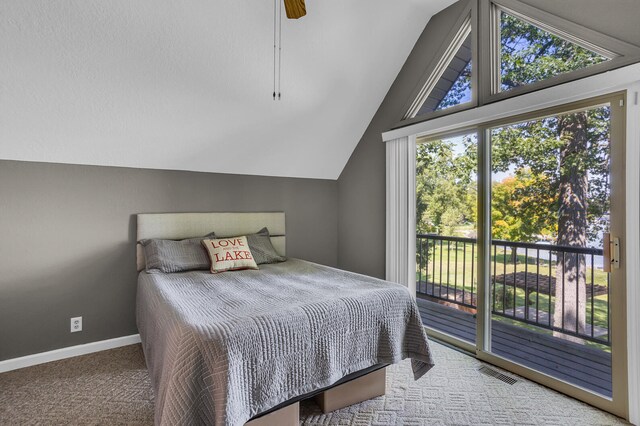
417 242 608 288
416 241 610 346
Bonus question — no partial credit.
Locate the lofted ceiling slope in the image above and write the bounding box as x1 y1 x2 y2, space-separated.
1 0 456 179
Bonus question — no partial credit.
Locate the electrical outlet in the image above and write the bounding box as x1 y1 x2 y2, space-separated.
70 316 82 333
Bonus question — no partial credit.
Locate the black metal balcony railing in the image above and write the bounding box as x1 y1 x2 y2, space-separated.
416 234 610 346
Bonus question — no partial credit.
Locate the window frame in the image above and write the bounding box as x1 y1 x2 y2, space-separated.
480 0 640 104
405 19 472 119
393 0 640 131
397 1 478 129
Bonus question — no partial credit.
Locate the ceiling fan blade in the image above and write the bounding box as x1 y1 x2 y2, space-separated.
283 0 306 19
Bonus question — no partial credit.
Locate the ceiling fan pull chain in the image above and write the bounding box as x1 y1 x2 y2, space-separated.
278 0 283 100
273 0 277 100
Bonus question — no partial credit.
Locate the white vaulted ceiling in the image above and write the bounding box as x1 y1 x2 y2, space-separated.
1 0 455 179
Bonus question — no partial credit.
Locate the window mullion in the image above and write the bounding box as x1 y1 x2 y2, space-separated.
475 125 492 353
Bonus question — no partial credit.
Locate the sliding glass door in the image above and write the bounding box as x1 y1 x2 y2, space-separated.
416 94 627 416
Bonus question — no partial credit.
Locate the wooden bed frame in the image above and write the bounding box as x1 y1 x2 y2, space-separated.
136 212 387 425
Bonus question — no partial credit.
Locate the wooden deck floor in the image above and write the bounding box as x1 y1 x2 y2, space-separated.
416 297 612 397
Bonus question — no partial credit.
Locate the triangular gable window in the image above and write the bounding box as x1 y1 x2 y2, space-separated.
405 16 473 119
496 7 616 92
429 36 472 113
400 1 640 125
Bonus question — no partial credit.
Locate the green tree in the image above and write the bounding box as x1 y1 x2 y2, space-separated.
416 13 612 337
494 13 611 336
416 136 476 236
500 13 607 90
491 108 609 337
492 170 556 239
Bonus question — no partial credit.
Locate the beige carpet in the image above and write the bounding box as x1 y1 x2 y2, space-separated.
0 342 625 425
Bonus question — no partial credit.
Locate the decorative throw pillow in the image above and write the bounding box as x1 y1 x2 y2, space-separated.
246 227 287 265
140 232 216 273
201 236 259 273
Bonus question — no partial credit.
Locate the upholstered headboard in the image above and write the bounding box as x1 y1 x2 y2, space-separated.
136 212 286 271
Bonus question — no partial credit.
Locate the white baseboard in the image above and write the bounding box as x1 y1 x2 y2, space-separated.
0 334 141 374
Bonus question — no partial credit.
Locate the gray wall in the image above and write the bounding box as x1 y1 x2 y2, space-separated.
336 0 640 278
337 1 470 278
0 160 337 361
4 0 640 362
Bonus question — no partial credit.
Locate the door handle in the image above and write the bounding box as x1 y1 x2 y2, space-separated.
603 233 620 272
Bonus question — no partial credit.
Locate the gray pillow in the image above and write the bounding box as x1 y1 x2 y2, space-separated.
140 232 216 273
246 227 287 265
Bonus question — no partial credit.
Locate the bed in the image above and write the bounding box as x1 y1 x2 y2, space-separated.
135 212 434 426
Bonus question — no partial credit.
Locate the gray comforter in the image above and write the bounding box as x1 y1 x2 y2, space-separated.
137 258 434 425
